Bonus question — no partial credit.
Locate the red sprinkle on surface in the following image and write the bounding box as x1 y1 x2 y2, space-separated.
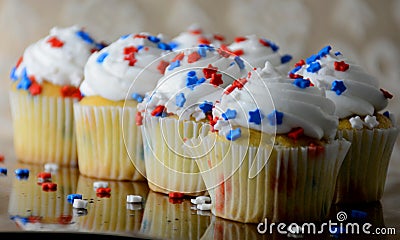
334 61 349 71
218 45 234 58
124 46 138 55
96 187 111 194
29 79 42 96
224 78 248 94
380 88 393 99
16 56 23 68
151 105 165 116
189 29 202 35
42 182 57 191
234 36 247 43
172 52 185 62
288 127 304 140
61 86 82 100
0 154 4 162
157 60 169 74
198 37 211 45
203 64 218 79
213 34 225 42
232 49 244 56
258 38 270 47
289 73 303 79
294 59 305 67
187 52 201 63
210 73 223 87
47 36 64 48
169 192 184 199
133 34 147 39
124 53 137 66
58 215 73 225
136 112 143 126
37 172 51 180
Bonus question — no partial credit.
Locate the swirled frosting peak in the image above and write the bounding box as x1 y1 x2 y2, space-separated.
80 32 173 101
291 45 390 119
213 62 338 141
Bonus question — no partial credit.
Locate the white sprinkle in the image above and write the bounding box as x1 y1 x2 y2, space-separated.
44 163 59 172
126 203 142 211
73 199 88 209
196 203 212 211
191 196 211 205
93 181 109 189
126 195 142 203
349 116 364 129
364 115 379 129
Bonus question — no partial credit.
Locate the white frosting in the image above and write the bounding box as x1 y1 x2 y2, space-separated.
213 62 339 140
295 47 388 118
14 25 101 87
227 35 292 74
169 24 225 51
80 33 172 101
138 46 247 121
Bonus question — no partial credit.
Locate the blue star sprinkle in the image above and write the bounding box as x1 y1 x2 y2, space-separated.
293 78 310 89
176 93 186 107
307 62 321 73
306 54 320 64
267 110 284 126
331 80 347 95
222 109 237 120
226 128 241 141
249 109 264 125
318 45 332 58
168 60 180 71
199 101 213 113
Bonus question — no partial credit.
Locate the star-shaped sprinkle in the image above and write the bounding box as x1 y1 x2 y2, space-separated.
47 36 64 48
210 73 223 87
60 86 82 100
249 109 263 125
380 88 393 99
293 78 311 88
349 116 364 129
28 79 42 96
364 115 379 129
199 101 213 114
226 128 241 141
176 93 186 107
318 45 332 58
334 61 349 71
203 64 218 79
306 54 320 64
222 109 237 120
307 62 321 73
124 53 137 66
331 80 347 95
267 110 283 126
288 127 304 140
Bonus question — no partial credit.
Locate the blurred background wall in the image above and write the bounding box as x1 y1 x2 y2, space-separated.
0 0 399 156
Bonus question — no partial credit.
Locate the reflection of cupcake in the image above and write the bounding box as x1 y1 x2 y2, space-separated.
293 46 399 204
140 191 210 239
9 25 104 166
191 62 350 223
225 34 292 74
75 33 172 180
8 163 79 230
76 175 149 234
137 45 247 195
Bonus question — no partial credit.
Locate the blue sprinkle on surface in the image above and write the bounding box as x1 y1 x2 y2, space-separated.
267 110 283 126
331 80 347 95
137 45 144 51
222 109 237 120
280 54 292 64
176 93 186 107
318 45 332 58
234 56 245 69
199 101 213 113
334 51 342 56
14 168 29 176
67 194 82 201
226 128 241 141
306 62 321 73
290 65 301 74
293 78 310 88
306 54 320 64
383 111 390 118
120 34 130 40
262 39 279 52
158 42 172 51
168 41 179 50
76 30 94 44
17 74 32 90
168 60 180 71
249 109 263 125
0 168 7 175
131 93 144 103
147 35 160 43
96 52 109 64
10 67 18 81
198 47 207 57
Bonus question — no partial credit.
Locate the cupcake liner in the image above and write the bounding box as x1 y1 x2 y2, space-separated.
8 163 79 229
75 175 149 234
141 116 210 195
192 135 351 223
9 91 77 166
74 103 146 181
139 191 211 239
334 127 399 204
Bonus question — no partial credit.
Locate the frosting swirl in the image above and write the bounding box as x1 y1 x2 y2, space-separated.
80 33 173 101
11 25 103 87
138 45 247 121
213 62 338 140
292 46 389 118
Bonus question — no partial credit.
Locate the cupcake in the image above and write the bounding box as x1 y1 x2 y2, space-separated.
168 24 226 51
9 163 80 230
9 25 104 166
224 34 292 74
139 191 211 239
189 62 351 223
137 45 247 195
292 45 399 204
75 175 149 235
75 32 172 181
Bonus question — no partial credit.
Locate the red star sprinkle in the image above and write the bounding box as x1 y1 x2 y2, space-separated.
213 34 225 41
124 46 138 55
47 36 64 48
203 64 218 78
294 59 305 67
157 60 169 74
210 73 223 87
42 182 57 191
288 127 304 140
96 187 111 194
198 37 211 45
258 38 270 47
334 61 349 71
60 86 83 100
28 77 42 96
172 52 185 62
380 88 393 99
169 192 184 199
234 36 247 42
135 112 143 126
187 52 201 63
37 172 51 180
